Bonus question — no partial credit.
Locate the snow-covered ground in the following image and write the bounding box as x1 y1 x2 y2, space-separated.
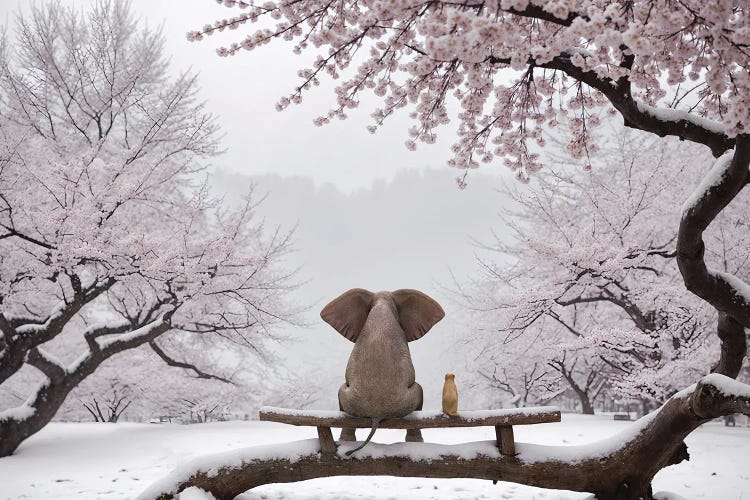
1 414 748 499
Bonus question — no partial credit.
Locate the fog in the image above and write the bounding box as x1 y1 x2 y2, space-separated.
212 168 514 407
0 0 520 407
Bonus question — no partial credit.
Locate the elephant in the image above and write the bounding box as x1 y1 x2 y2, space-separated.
320 288 445 455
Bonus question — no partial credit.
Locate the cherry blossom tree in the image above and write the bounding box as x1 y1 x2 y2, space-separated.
455 126 732 413
57 344 323 423
0 0 298 456
184 1 750 498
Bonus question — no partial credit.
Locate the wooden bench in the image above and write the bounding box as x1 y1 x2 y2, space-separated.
259 406 561 458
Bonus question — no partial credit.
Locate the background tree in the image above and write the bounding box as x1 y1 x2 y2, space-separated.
454 126 731 413
54 343 322 423
188 1 750 498
0 0 298 456
79 380 137 423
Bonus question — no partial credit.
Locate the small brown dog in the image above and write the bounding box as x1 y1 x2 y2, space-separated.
442 372 459 416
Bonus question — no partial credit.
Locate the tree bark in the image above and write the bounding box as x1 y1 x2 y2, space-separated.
677 136 750 329
138 374 750 500
0 318 171 457
578 392 595 415
0 279 115 384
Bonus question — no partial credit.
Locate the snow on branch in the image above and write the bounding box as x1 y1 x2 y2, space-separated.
95 317 172 352
700 373 750 400
677 136 750 328
681 150 735 216
25 347 66 381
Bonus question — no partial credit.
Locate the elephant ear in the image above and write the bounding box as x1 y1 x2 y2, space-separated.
320 288 374 342
392 289 445 341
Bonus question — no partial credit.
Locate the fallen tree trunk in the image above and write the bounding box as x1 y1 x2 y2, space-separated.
138 373 750 500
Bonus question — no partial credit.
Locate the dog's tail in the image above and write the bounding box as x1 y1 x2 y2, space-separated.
344 418 381 456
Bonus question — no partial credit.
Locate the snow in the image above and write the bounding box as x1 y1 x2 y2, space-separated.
702 373 750 399
336 440 501 460
177 487 216 500
437 407 559 420
138 439 321 500
95 318 166 350
1 414 749 499
635 100 726 136
681 149 734 215
14 301 66 335
0 402 36 423
27 347 65 370
713 269 750 305
260 406 349 418
654 494 690 500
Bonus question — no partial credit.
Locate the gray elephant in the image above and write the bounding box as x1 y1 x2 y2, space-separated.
320 288 445 455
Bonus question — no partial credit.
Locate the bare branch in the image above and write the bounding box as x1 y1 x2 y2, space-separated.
149 340 234 384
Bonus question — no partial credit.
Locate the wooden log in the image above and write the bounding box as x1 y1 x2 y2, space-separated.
495 425 515 456
135 438 652 500
317 426 336 457
259 406 560 429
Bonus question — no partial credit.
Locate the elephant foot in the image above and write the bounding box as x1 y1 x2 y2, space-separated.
339 428 356 441
405 429 423 442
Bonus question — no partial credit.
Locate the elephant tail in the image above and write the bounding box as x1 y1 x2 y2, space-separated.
344 418 381 456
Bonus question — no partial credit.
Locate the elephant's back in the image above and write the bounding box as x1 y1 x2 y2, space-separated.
342 335 419 417
348 333 413 384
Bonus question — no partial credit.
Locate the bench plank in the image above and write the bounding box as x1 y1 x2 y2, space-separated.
259 406 560 429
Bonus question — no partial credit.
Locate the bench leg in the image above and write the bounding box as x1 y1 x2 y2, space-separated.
405 428 423 442
317 426 337 458
339 427 356 441
495 425 515 456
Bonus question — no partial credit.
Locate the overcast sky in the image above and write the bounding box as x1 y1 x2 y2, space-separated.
0 0 521 408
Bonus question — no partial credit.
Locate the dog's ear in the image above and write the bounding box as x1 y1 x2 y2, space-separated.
392 289 445 341
320 288 374 342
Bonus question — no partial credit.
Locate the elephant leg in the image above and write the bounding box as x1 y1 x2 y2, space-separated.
338 386 356 441
405 383 424 443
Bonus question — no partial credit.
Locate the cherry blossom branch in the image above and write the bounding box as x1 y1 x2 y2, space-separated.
25 347 66 382
0 278 116 385
677 136 750 328
488 52 735 157
149 340 235 384
713 312 746 378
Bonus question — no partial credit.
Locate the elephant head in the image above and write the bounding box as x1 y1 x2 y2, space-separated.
321 288 445 454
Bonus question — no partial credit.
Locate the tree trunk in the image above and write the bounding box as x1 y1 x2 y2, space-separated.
0 376 81 457
575 389 595 415
0 319 170 457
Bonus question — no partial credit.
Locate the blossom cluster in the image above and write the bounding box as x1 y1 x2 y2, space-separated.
191 0 749 180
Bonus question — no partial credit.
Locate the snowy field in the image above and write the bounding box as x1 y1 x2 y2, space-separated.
1 414 749 500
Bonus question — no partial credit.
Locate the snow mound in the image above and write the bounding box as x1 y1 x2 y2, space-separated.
137 439 321 500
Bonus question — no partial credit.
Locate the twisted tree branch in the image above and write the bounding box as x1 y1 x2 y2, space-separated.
149 340 234 384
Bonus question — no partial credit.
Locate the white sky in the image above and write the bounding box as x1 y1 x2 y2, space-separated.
0 0 523 408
